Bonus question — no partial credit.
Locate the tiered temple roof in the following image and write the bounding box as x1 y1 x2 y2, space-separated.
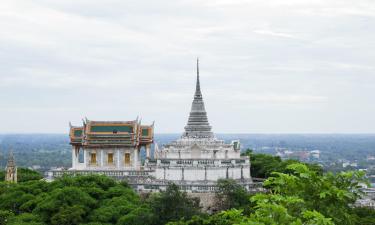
6 150 16 168
156 59 242 160
182 59 214 139
69 118 154 148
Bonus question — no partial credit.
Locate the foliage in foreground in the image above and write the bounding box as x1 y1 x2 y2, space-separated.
0 175 201 225
214 179 251 211
170 163 373 225
241 149 323 178
1 159 374 225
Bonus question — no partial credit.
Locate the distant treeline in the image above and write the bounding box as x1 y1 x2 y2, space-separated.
1 134 375 170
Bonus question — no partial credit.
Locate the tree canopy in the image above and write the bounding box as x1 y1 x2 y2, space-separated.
170 163 372 225
0 167 43 183
0 175 202 225
0 154 374 225
241 149 323 178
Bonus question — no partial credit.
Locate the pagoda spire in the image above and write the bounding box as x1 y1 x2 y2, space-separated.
182 59 214 139
7 150 15 167
5 149 17 183
195 58 202 98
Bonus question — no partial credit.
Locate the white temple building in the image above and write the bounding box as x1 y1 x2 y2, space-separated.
52 60 256 193
68 119 154 171
147 59 251 182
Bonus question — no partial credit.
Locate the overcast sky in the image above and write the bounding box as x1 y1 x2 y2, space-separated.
0 0 374 134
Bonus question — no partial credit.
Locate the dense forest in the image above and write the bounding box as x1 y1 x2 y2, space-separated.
1 152 374 225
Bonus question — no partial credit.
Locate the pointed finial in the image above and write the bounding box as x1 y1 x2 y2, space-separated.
7 149 15 166
195 58 202 97
197 57 199 77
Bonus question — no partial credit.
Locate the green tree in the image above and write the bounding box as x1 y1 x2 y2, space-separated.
241 149 322 178
215 179 250 211
6 213 45 225
351 207 375 225
247 194 334 225
50 205 86 225
245 151 283 178
148 184 201 225
0 168 43 182
18 168 43 182
88 196 138 223
264 163 367 225
33 186 97 224
1 167 373 225
117 205 154 225
0 210 14 225
0 175 143 225
171 163 370 225
169 205 333 225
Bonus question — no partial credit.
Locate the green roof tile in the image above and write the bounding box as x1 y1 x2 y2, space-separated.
90 125 133 133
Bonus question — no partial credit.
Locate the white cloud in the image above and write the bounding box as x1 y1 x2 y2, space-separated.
233 93 328 104
0 0 374 133
253 30 297 39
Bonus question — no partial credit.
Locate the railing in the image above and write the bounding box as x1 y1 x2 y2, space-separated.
160 160 170 164
198 160 214 165
52 170 154 178
177 160 192 164
221 160 232 164
50 170 264 194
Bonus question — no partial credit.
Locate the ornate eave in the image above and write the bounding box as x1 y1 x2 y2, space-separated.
69 118 154 148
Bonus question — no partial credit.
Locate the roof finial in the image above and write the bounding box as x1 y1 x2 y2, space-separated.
195 58 201 97
197 57 199 77
7 149 15 167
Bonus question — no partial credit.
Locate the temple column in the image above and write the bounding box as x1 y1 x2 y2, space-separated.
77 148 82 167
72 147 77 169
146 145 151 159
117 149 120 169
100 150 104 167
83 149 87 168
134 148 139 169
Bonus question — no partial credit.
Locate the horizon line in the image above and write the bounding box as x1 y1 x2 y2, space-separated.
1 132 375 135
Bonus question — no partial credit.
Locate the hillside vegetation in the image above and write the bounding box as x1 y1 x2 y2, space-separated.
0 153 374 225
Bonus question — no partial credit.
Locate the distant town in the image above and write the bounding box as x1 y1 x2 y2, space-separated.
1 133 374 186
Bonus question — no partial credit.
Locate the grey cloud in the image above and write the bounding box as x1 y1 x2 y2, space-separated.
0 0 374 133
